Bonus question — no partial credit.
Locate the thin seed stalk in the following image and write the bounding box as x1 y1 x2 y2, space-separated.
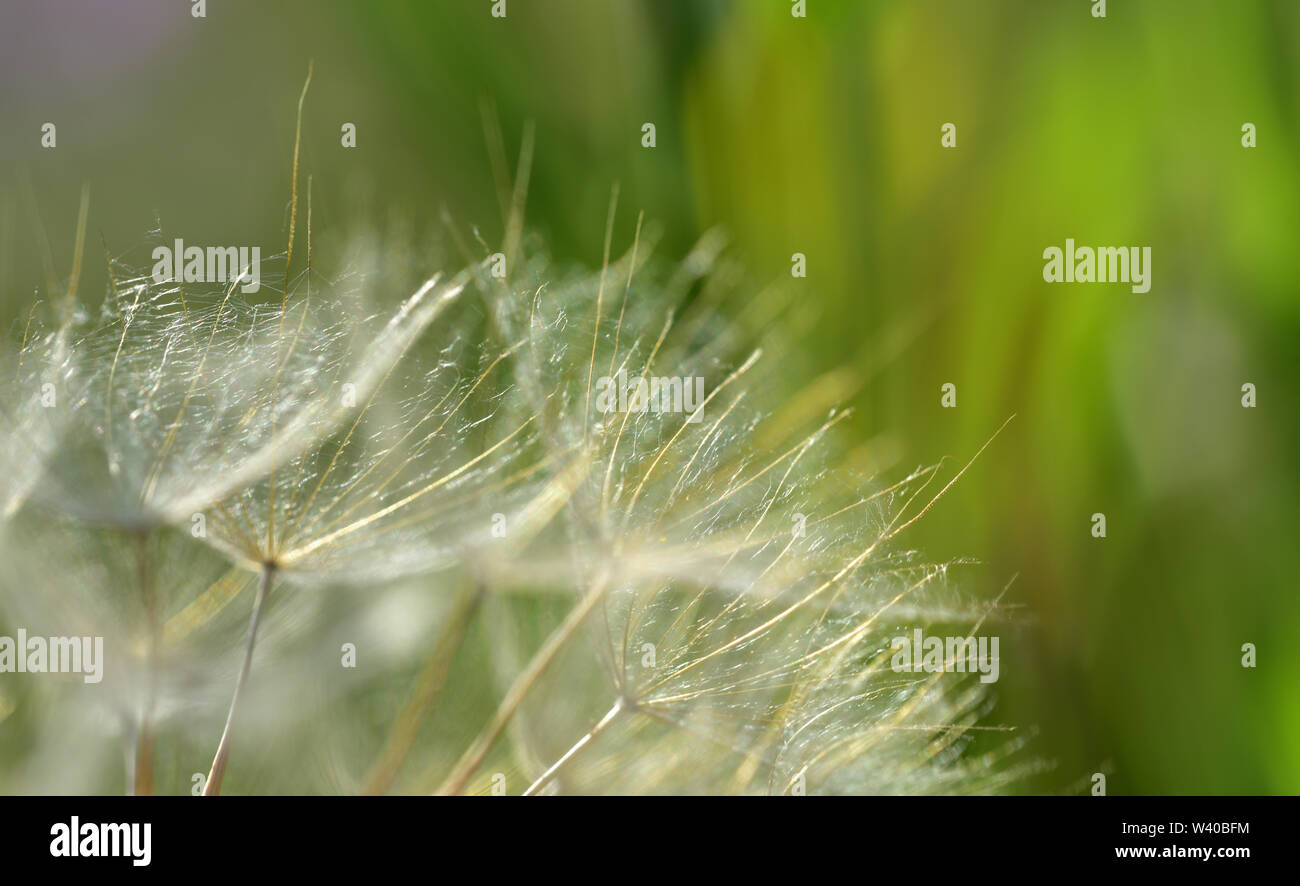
436 572 610 796
361 581 484 795
523 699 624 796
203 564 275 796
132 530 157 796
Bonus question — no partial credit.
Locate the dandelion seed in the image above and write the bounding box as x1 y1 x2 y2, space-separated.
427 184 1029 795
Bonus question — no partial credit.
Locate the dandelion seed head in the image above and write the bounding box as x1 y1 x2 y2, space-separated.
449 225 1030 795
0 125 1029 794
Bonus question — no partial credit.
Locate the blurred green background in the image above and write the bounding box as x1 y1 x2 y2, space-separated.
1 0 1297 794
